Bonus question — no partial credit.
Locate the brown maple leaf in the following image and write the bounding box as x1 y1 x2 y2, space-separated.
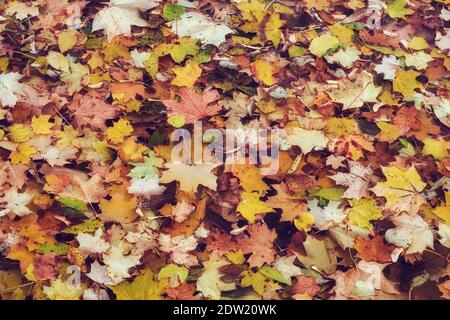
393 107 420 135
69 90 119 130
166 283 197 300
237 223 277 268
162 88 222 124
267 183 307 222
354 236 394 263
206 230 237 256
359 30 400 48
293 275 320 297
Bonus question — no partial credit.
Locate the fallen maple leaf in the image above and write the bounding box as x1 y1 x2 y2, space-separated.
354 236 394 263
197 250 236 300
371 166 426 215
110 269 167 300
0 72 24 107
68 90 119 131
236 191 274 223
92 0 161 41
294 235 337 275
330 161 373 200
238 223 277 268
160 163 218 192
172 12 233 47
162 87 222 124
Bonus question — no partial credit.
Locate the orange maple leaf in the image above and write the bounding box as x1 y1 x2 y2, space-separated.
354 236 394 263
162 88 222 124
237 223 277 268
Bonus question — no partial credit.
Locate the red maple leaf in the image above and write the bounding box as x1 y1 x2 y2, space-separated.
293 275 320 297
354 236 394 263
237 223 277 268
166 283 197 300
206 230 237 256
69 90 119 130
162 88 222 124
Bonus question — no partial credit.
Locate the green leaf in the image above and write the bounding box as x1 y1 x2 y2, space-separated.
258 266 290 285
37 243 69 256
163 4 185 21
128 151 164 179
308 34 340 57
158 264 188 283
58 197 87 212
63 220 103 234
386 0 414 19
313 187 344 201
294 235 337 275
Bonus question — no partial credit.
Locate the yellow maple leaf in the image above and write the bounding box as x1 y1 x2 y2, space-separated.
56 125 78 147
225 250 245 264
110 269 168 300
106 118 133 144
294 211 315 232
171 60 202 87
31 115 54 135
58 29 81 53
99 185 138 223
103 39 131 62
377 122 402 142
43 279 85 300
155 37 199 63
160 163 217 192
348 198 383 230
10 144 37 165
386 0 414 19
87 51 104 69
309 34 340 57
6 245 34 273
371 166 426 215
328 23 354 47
197 250 236 300
241 270 266 296
422 138 450 160
434 205 450 226
118 138 147 163
237 191 274 223
433 191 450 226
326 117 357 137
409 36 428 50
305 0 330 10
231 164 269 195
393 69 423 98
19 222 55 251
9 124 33 143
251 59 277 86
264 13 285 48
236 0 267 23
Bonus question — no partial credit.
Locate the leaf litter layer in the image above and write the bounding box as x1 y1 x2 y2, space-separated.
0 0 449 300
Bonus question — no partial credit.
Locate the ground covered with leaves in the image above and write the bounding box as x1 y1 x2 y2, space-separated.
0 0 449 300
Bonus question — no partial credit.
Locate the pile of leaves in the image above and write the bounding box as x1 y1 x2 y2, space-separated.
0 0 449 300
